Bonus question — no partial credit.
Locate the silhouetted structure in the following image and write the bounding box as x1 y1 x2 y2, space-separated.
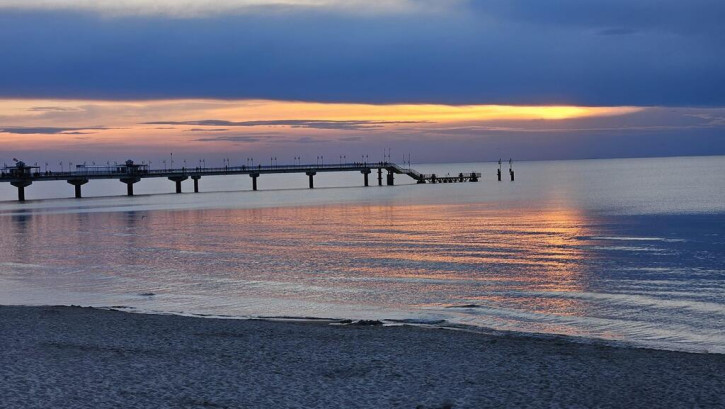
1 160 481 202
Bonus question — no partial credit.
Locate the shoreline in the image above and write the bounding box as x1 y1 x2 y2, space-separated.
9 301 719 356
2 305 724 408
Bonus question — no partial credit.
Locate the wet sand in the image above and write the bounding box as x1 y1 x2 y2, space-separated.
1 305 723 408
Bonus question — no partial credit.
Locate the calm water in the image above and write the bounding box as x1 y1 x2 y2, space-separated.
1 156 724 353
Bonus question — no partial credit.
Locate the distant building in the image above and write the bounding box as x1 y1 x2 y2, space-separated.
1 160 39 178
75 160 149 175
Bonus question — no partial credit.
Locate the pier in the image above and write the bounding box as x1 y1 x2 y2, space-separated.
1 160 480 202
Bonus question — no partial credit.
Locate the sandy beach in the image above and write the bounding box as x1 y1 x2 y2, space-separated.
1 305 723 409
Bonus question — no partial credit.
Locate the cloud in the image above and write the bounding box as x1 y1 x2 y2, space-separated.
145 119 425 131
0 126 107 134
185 128 229 132
597 28 638 36
0 3 722 106
0 0 446 17
194 135 262 143
473 0 725 36
27 106 82 112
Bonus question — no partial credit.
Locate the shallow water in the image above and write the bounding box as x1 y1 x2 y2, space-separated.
1 156 724 353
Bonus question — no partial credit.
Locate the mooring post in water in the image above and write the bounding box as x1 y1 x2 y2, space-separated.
120 177 140 196
509 158 514 181
67 178 89 198
191 175 200 193
497 158 502 181
361 168 371 186
250 173 259 191
306 171 316 189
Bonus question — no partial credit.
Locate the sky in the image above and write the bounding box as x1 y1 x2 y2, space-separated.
1 0 724 166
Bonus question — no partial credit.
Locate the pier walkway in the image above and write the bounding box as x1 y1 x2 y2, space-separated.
1 160 480 202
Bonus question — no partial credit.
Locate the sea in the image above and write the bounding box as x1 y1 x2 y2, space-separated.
1 156 723 353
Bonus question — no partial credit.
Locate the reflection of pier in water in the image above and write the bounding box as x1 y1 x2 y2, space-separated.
1 159 480 202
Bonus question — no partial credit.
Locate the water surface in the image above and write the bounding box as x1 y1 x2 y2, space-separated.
1 156 724 353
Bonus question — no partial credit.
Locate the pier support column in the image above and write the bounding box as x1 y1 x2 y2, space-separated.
67 178 89 198
250 173 259 191
386 171 394 186
306 171 316 189
510 169 515 181
377 168 383 186
10 180 32 202
191 176 200 193
168 176 188 193
120 177 140 196
361 169 371 186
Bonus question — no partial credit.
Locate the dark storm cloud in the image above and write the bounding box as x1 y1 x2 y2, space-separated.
0 2 723 106
0 126 107 134
145 120 423 131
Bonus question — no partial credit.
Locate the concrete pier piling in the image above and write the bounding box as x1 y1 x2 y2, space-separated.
306 171 316 189
250 173 259 191
191 176 200 193
361 168 371 186
10 181 31 202
168 176 188 193
67 178 89 198
120 177 140 196
378 168 383 186
386 171 394 186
